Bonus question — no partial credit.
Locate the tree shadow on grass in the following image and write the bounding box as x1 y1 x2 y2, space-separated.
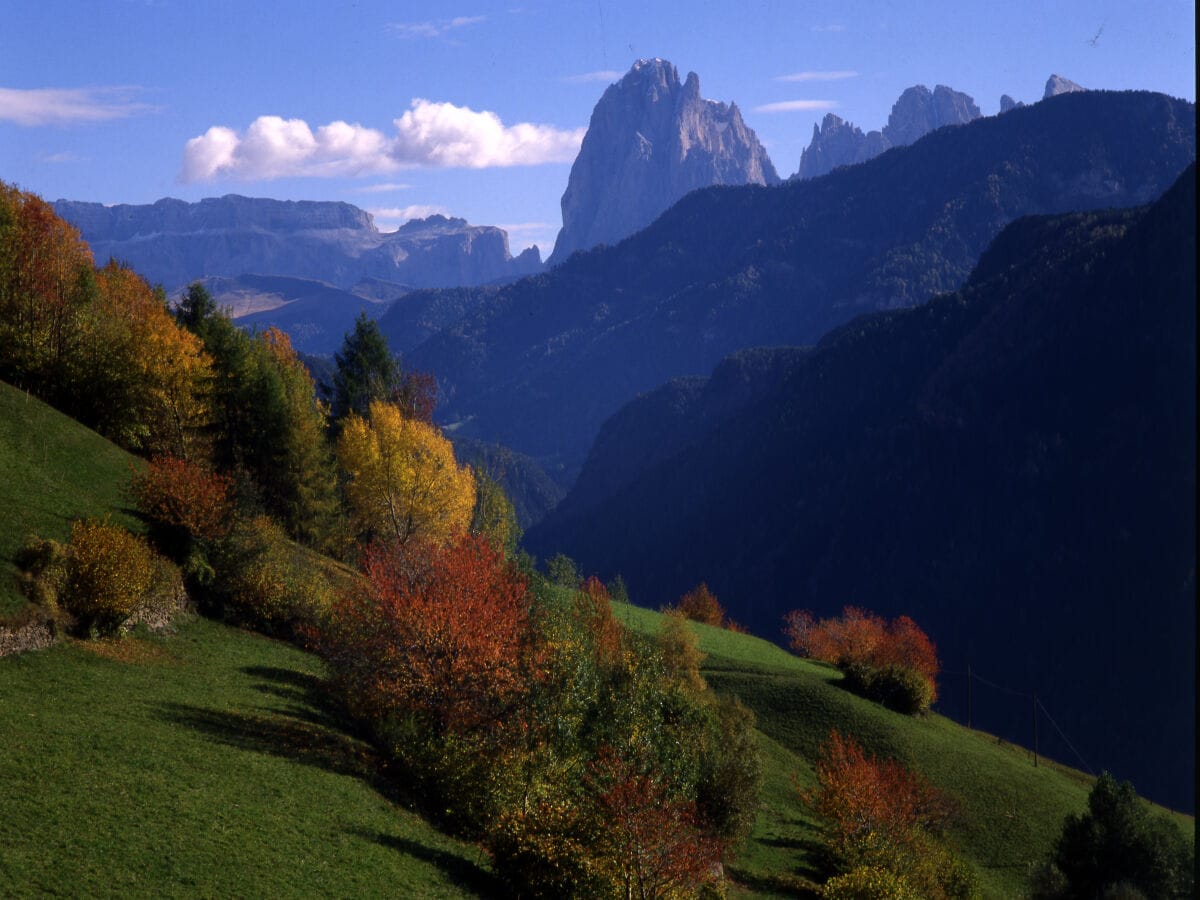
345 827 504 896
157 666 408 812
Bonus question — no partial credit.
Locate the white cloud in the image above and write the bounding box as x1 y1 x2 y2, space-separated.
351 182 413 193
753 100 839 113
39 151 83 163
775 70 858 82
388 16 485 38
565 70 623 84
392 99 584 167
0 85 157 126
181 101 584 182
369 204 452 231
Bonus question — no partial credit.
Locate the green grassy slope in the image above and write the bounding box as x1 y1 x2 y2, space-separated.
0 617 496 898
613 603 1194 898
0 380 143 620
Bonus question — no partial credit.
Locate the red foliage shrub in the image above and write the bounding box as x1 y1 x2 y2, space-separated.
784 607 939 704
676 582 725 627
321 533 530 734
130 455 233 543
578 575 627 671
588 747 725 898
807 730 974 898
391 369 438 424
808 730 952 865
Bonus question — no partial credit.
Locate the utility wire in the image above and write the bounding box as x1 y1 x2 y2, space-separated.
1036 697 1096 775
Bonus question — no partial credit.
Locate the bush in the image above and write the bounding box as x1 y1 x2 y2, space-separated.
489 801 607 899
676 582 725 627
844 664 935 715
820 866 920 899
64 519 157 634
129 455 233 549
212 515 334 634
696 695 762 845
16 535 70 616
807 730 973 899
786 607 939 714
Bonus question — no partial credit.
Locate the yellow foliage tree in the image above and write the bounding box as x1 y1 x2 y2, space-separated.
88 261 212 459
336 400 475 545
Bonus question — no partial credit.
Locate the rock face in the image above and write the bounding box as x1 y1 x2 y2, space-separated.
52 196 543 293
999 94 1026 113
797 84 981 179
547 58 779 267
1044 74 1085 98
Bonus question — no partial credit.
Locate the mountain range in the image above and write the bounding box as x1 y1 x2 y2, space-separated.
52 197 543 294
798 74 1086 180
796 83 982 180
402 89 1195 482
527 164 1197 812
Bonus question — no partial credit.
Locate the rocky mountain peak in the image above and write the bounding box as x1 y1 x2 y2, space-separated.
883 84 982 146
1044 74 1086 99
796 82 980 180
1000 94 1026 113
547 58 778 267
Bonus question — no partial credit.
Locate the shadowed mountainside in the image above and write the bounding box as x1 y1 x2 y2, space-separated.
527 165 1197 812
404 91 1196 481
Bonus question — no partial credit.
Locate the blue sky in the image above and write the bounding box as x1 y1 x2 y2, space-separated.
1 0 1194 256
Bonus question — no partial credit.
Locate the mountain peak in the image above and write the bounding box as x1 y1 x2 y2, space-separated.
797 82 980 180
1044 74 1086 98
547 58 778 266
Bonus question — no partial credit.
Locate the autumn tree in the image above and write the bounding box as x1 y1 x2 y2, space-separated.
321 533 530 734
658 609 707 695
785 607 940 712
675 582 725 627
587 748 725 900
175 292 341 547
0 183 96 407
806 730 975 899
82 261 212 458
336 400 475 545
130 455 234 547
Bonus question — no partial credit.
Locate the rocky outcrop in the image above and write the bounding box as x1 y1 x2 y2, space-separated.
547 58 778 267
797 84 981 179
52 196 543 292
1000 94 1026 113
883 85 982 146
796 115 888 180
1044 74 1085 98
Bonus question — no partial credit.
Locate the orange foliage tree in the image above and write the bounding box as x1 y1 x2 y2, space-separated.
130 455 234 545
88 261 212 457
784 606 940 706
322 533 529 735
0 183 95 393
588 747 725 899
806 730 972 897
675 582 725 627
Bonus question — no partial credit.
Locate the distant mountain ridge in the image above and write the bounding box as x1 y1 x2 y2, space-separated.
797 83 982 180
528 165 1197 813
547 58 779 266
53 195 543 293
403 90 1196 480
